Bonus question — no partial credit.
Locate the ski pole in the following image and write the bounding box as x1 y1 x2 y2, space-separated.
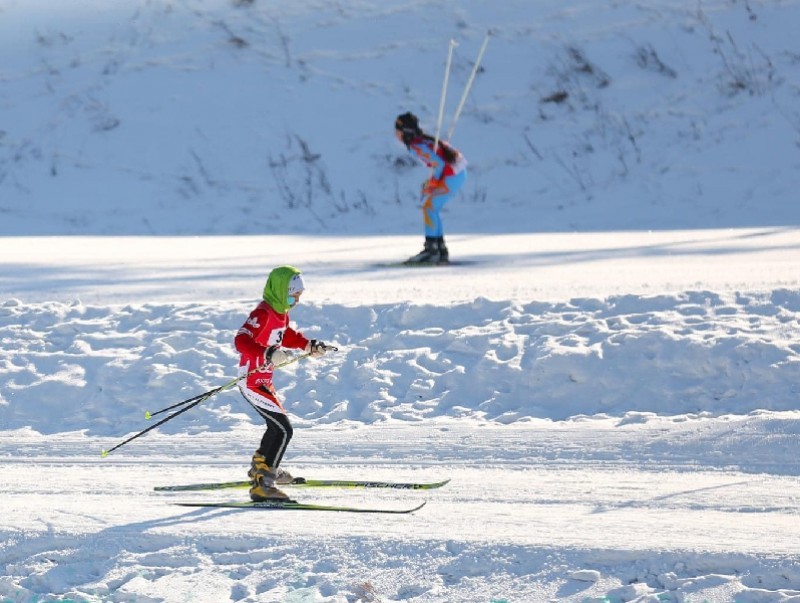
144 377 241 420
101 391 212 457
447 31 492 141
433 38 458 160
142 350 322 419
103 348 336 456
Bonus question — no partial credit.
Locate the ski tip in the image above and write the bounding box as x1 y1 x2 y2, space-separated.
144 411 152 420
101 449 108 458
411 478 450 489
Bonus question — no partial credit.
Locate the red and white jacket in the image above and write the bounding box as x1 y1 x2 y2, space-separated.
234 301 310 395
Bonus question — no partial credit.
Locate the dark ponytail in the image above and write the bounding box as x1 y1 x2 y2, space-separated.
421 134 458 164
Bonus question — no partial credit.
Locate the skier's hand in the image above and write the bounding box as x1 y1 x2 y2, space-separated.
264 345 290 366
421 178 446 197
306 339 335 358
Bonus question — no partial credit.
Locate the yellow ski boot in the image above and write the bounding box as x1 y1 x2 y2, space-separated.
248 451 290 502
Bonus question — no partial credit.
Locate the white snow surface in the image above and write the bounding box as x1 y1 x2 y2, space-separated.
2 1 800 602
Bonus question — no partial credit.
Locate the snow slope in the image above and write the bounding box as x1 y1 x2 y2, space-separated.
2 1 800 602
3 0 800 236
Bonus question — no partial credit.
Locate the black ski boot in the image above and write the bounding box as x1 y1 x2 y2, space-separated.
405 237 440 264
436 236 449 264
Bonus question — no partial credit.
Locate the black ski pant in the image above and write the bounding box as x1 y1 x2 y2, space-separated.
246 389 294 470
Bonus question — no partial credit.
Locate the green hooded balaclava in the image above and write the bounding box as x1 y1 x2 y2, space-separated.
262 265 302 314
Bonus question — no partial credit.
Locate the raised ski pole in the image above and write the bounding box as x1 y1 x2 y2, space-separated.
101 350 328 457
433 39 458 159
447 31 491 141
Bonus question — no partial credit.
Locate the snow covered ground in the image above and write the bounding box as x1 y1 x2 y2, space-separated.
2 1 800 602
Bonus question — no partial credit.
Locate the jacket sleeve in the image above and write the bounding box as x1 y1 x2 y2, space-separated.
234 307 268 358
410 140 446 180
282 326 310 351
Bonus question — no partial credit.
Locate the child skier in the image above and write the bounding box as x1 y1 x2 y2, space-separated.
234 265 333 501
395 111 467 264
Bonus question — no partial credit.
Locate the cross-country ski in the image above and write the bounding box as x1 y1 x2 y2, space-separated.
174 500 427 514
155 477 450 492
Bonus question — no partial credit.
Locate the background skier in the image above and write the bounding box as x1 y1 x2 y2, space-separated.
395 111 467 264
